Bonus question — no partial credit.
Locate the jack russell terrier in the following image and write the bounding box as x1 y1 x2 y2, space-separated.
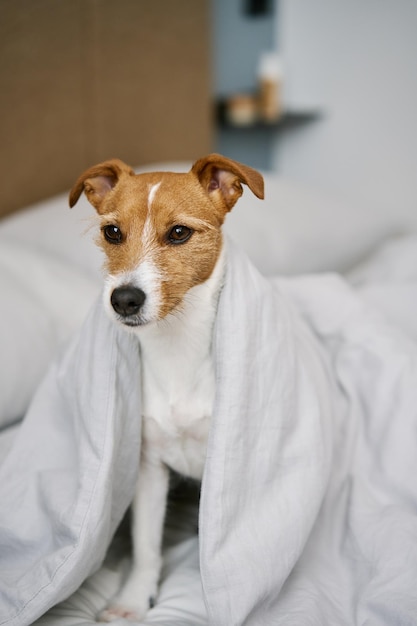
69 153 264 622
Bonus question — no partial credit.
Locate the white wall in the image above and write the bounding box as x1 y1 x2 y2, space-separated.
274 0 417 229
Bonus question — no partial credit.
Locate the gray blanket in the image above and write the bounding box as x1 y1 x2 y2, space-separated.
2 240 417 626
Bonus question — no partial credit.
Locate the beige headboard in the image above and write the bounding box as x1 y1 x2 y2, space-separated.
0 0 213 218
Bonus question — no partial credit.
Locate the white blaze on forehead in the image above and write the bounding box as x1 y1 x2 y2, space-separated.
142 182 161 253
147 181 161 209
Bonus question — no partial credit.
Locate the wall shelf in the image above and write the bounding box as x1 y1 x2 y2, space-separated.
215 99 322 170
216 99 321 130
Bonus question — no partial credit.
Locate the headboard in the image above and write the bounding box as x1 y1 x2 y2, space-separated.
0 0 212 218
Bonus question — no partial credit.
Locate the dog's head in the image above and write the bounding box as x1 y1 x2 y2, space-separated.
69 154 264 328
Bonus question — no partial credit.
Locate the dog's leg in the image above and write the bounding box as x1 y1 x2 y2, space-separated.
99 458 170 622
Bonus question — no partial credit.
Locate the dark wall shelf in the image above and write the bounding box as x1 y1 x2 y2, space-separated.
215 100 322 170
216 99 321 130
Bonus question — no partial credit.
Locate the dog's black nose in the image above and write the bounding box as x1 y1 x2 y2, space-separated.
111 286 146 317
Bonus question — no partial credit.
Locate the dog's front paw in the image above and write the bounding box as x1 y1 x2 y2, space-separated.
97 576 156 623
98 601 150 622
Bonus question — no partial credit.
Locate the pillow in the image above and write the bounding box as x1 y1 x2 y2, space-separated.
223 173 402 276
347 234 417 284
0 191 103 277
0 194 102 429
0 240 100 429
348 234 417 341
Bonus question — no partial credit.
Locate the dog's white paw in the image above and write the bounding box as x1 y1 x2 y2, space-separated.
97 577 156 623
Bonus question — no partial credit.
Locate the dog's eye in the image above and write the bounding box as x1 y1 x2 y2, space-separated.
103 224 123 244
168 225 193 244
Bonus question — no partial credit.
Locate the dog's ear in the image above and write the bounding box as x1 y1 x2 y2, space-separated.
191 153 264 214
69 158 135 213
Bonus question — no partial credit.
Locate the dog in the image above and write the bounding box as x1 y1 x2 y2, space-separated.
69 153 264 621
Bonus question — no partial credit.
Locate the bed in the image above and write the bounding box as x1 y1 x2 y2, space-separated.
1 162 417 625
2 3 417 623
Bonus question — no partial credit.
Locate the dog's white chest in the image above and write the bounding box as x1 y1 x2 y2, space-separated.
136 267 223 481
140 356 214 480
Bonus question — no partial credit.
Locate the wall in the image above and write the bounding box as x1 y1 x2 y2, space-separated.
274 0 417 229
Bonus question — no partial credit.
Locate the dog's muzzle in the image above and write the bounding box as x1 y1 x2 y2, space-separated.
111 285 146 319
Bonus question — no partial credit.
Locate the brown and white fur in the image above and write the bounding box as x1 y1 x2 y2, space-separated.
69 154 264 622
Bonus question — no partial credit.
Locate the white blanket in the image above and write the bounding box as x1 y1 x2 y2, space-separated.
275 273 417 624
1 239 417 625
